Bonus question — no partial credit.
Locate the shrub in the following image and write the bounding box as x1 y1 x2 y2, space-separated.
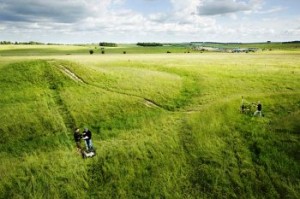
137 42 163 47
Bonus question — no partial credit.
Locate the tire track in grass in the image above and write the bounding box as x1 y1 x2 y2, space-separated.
58 65 85 83
54 64 86 84
45 61 78 131
50 90 76 131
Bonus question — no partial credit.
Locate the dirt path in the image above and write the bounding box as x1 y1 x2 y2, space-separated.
58 65 85 83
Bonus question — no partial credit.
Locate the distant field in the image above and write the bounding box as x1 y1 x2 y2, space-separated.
1 42 299 56
197 42 300 51
0 46 299 198
0 44 190 56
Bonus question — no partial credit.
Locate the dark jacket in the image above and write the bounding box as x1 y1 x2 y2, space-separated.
257 103 262 111
83 130 92 140
74 131 81 142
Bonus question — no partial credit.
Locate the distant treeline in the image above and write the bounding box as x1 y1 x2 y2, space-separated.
99 42 118 47
191 42 243 45
0 41 46 45
282 41 300 44
0 41 66 45
137 42 163 47
191 41 300 45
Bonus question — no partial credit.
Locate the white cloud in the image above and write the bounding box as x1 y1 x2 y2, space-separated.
0 0 299 43
170 0 200 14
0 0 124 23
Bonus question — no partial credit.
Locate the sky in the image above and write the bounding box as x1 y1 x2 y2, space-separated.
0 0 299 43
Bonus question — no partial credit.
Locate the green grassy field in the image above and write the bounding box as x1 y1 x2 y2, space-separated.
0 45 299 198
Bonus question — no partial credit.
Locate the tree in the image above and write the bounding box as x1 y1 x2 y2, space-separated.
137 42 163 47
99 42 117 47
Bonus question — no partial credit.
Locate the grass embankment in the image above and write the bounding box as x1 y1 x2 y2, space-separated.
0 51 299 198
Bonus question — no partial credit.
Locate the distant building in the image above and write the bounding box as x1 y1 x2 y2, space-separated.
231 48 259 53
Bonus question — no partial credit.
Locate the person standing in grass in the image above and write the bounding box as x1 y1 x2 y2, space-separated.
240 96 246 113
82 128 93 151
74 128 82 152
253 101 262 117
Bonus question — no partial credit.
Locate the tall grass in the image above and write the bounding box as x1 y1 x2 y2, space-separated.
180 94 300 198
0 49 299 198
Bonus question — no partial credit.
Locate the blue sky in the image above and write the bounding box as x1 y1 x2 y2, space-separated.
123 0 172 15
0 0 299 43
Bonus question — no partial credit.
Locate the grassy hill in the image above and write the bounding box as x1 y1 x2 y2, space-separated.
0 47 299 198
